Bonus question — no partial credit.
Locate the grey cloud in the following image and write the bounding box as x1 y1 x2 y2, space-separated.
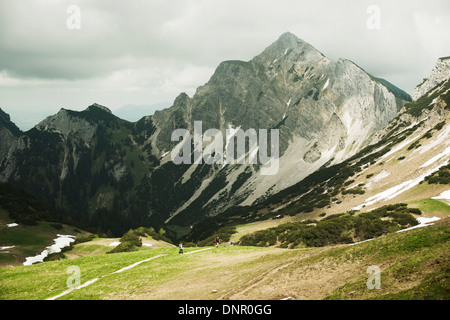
0 0 449 115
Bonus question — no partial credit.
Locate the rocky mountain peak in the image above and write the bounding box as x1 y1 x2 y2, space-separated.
271 32 314 51
413 56 450 101
0 108 11 122
0 108 22 137
274 31 303 48
35 107 97 143
0 108 21 163
87 103 112 114
253 32 324 68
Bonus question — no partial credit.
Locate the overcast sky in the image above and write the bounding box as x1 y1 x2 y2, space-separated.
1 0 450 129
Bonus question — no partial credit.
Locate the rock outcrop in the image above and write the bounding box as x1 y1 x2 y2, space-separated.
413 57 450 101
147 32 411 212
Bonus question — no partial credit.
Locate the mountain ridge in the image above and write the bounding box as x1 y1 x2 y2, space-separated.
0 33 432 238
413 56 450 101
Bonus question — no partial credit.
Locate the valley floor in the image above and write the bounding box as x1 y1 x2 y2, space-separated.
0 217 448 300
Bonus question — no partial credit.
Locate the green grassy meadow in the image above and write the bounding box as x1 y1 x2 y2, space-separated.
1 218 448 300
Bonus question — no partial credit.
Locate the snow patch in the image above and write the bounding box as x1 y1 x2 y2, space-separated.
396 217 441 233
419 147 450 168
418 125 450 154
322 78 329 90
161 151 170 158
286 98 291 106
352 160 449 211
372 170 390 183
350 216 441 245
365 170 390 189
376 134 420 163
0 245 15 251
23 234 75 266
432 190 450 200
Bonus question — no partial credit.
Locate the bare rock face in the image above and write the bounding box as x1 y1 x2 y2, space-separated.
413 57 450 101
35 108 97 143
148 32 410 211
0 109 22 181
0 109 21 159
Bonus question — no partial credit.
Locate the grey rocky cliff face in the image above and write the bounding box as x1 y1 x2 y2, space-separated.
147 32 407 214
0 109 20 161
0 109 27 181
413 57 450 101
35 108 97 143
154 33 401 152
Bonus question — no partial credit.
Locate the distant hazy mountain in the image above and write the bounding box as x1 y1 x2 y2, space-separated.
1 109 54 132
113 103 172 122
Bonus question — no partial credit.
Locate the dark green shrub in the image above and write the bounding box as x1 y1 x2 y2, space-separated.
344 179 355 186
408 208 422 215
391 212 419 227
342 188 365 195
107 241 136 253
424 164 450 184
385 203 407 211
73 233 96 245
433 121 445 131
316 199 331 208
238 203 419 249
120 230 142 247
408 140 421 150
107 229 143 253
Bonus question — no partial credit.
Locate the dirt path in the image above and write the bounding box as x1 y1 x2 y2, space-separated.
46 248 214 300
219 246 334 300
222 260 297 300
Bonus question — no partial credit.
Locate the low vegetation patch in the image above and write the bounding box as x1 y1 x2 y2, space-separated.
238 204 421 248
342 188 366 195
108 227 172 253
422 163 450 185
404 79 450 117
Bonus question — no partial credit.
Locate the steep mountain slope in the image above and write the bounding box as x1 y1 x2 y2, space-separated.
195 57 449 244
0 182 86 267
0 109 21 178
135 32 410 229
0 104 154 235
413 56 450 101
148 32 410 223
0 32 411 236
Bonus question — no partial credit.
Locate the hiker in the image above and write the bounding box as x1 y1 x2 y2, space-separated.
214 237 219 248
179 242 183 254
